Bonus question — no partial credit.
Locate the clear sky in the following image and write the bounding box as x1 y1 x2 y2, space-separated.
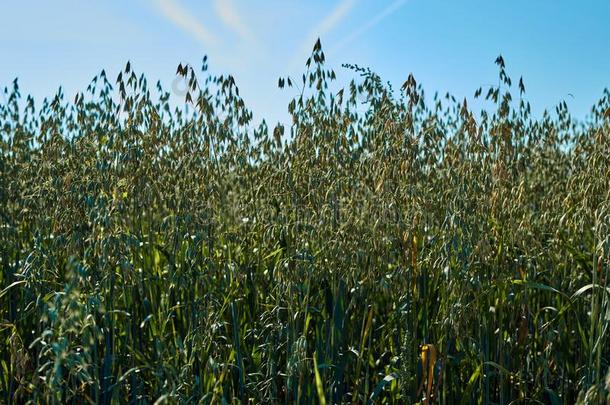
1 0 609 125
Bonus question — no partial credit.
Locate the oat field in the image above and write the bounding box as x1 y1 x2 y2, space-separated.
1 44 610 403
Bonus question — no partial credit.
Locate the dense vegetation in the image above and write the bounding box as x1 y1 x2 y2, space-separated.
2 42 610 403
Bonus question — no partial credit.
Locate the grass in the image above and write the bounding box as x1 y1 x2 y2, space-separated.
1 42 610 403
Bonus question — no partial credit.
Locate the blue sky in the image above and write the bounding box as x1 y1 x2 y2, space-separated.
1 0 609 125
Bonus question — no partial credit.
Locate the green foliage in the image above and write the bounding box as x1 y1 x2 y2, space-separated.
1 43 610 403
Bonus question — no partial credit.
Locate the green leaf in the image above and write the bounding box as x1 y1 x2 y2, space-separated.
512 280 571 300
460 365 481 405
313 352 327 405
572 284 610 299
0 280 27 299
368 373 398 404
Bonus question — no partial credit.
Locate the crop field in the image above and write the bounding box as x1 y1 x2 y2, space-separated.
1 44 610 403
